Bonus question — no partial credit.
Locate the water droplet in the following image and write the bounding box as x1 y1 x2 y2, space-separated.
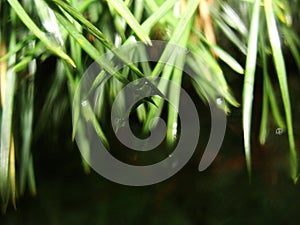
114 33 122 47
172 122 178 138
168 154 173 158
81 100 87 107
216 97 224 105
276 128 284 135
173 1 181 18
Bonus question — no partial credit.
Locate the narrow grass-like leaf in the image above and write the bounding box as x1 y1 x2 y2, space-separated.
7 0 75 67
258 33 286 130
34 0 63 45
133 0 144 23
198 33 244 74
214 18 247 55
220 2 248 36
81 101 109 148
19 67 35 195
265 75 286 130
53 0 114 48
211 46 244 74
142 0 199 133
166 14 192 145
105 0 151 45
259 79 269 144
143 65 174 134
75 119 92 173
166 68 182 145
259 40 269 144
55 12 129 84
150 0 199 78
141 0 178 34
53 0 147 79
188 43 239 108
0 35 35 62
264 0 298 182
242 0 261 177
0 30 17 210
186 56 220 102
27 156 37 195
9 137 16 209
282 27 300 72
78 0 97 13
13 56 32 72
144 0 177 27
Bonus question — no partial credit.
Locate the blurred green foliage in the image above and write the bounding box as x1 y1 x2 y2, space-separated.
0 0 300 213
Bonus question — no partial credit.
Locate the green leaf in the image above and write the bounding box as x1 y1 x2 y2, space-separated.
107 0 151 45
198 33 244 74
53 0 147 79
188 43 239 108
264 0 298 182
242 0 261 177
141 0 178 34
211 46 244 74
166 14 192 145
0 33 17 210
7 0 75 67
55 12 129 84
220 2 248 36
214 17 247 55
150 0 199 78
282 26 300 72
19 58 36 196
81 101 109 148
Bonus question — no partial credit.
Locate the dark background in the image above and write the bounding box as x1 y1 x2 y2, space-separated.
1 60 300 225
